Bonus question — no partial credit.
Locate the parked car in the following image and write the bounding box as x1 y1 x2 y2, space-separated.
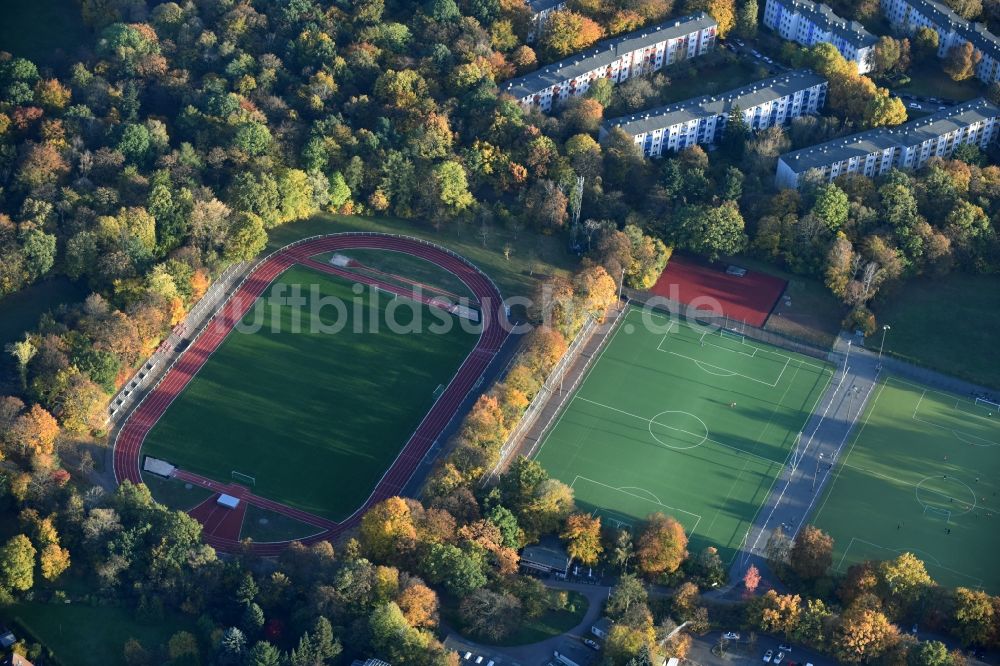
778 644 792 652
763 650 774 663
774 652 786 664
583 639 601 651
908 102 922 109
724 631 741 640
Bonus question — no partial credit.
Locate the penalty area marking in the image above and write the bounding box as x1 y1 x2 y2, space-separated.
572 475 702 535
908 384 1000 448
835 537 984 589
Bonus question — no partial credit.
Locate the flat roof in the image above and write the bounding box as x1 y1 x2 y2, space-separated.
501 13 717 100
521 544 570 569
555 639 596 666
771 0 877 47
779 97 1000 173
603 69 826 135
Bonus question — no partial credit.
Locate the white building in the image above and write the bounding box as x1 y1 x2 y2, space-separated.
601 70 828 156
763 0 877 73
502 13 718 112
526 0 567 43
775 97 1000 187
883 0 1000 84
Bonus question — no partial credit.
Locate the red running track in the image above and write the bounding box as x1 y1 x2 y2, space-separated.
113 234 508 555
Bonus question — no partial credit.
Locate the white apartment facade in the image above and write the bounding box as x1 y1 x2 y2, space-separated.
775 97 1000 187
763 0 877 72
882 0 1000 84
502 13 718 112
602 70 828 156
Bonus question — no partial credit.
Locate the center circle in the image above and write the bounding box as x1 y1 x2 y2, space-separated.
915 476 978 515
648 411 710 450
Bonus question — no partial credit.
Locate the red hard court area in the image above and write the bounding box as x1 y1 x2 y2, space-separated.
649 255 787 328
113 234 508 555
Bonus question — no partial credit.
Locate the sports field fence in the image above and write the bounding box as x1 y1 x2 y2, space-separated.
626 289 834 363
481 311 604 485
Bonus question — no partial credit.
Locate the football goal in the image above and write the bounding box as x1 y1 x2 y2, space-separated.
923 505 951 523
231 470 256 487
975 397 1000 413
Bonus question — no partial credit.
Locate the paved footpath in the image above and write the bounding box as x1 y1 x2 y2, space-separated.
730 333 882 583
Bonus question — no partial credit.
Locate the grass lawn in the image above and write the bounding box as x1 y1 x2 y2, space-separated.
0 277 90 392
873 273 1000 388
657 57 771 106
315 248 474 300
140 472 213 512
0 277 89 350
240 504 322 543
143 264 479 521
7 600 194 666
265 213 576 298
734 256 845 349
535 307 833 564
891 61 984 102
812 376 1000 592
0 0 93 65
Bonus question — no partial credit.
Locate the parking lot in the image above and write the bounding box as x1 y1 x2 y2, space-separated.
687 631 835 666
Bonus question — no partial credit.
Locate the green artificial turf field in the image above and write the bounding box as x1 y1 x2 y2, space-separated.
535 307 833 563
813 376 1000 592
143 264 479 521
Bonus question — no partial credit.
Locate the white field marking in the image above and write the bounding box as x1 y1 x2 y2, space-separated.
618 486 664 504
654 321 678 352
664 350 790 387
706 361 804 542
574 397 783 467
533 307 633 461
647 410 710 450
572 475 703 535
643 309 829 373
800 376 889 531
836 537 984 589
731 363 836 567
914 475 977 515
908 384 999 447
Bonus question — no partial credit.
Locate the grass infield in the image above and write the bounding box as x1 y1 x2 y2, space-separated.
535 307 832 563
813 376 1000 592
142 264 479 521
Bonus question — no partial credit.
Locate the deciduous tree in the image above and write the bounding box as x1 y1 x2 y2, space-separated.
636 513 688 577
561 513 603 565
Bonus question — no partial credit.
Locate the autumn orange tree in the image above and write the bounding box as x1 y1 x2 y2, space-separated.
359 497 418 564
538 10 603 60
560 513 603 565
833 603 899 663
749 589 803 638
8 404 59 458
789 524 833 581
635 512 688 577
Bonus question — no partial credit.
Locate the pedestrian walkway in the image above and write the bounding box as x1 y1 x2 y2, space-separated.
731 333 881 582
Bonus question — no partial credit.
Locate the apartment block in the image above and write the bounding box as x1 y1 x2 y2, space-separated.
526 0 567 43
775 97 1000 187
763 0 877 73
601 70 828 156
501 13 718 112
883 0 1000 84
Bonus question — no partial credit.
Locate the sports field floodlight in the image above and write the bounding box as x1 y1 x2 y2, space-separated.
617 266 626 310
878 324 891 365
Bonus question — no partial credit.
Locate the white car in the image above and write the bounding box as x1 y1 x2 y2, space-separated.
724 632 740 640
583 639 601 651
908 102 922 109
778 645 792 652
763 650 773 663
774 652 785 664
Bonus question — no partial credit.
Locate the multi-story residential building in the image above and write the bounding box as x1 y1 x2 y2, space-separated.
775 97 1000 187
600 70 828 156
763 0 877 72
883 0 1000 84
501 13 718 112
526 0 567 43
